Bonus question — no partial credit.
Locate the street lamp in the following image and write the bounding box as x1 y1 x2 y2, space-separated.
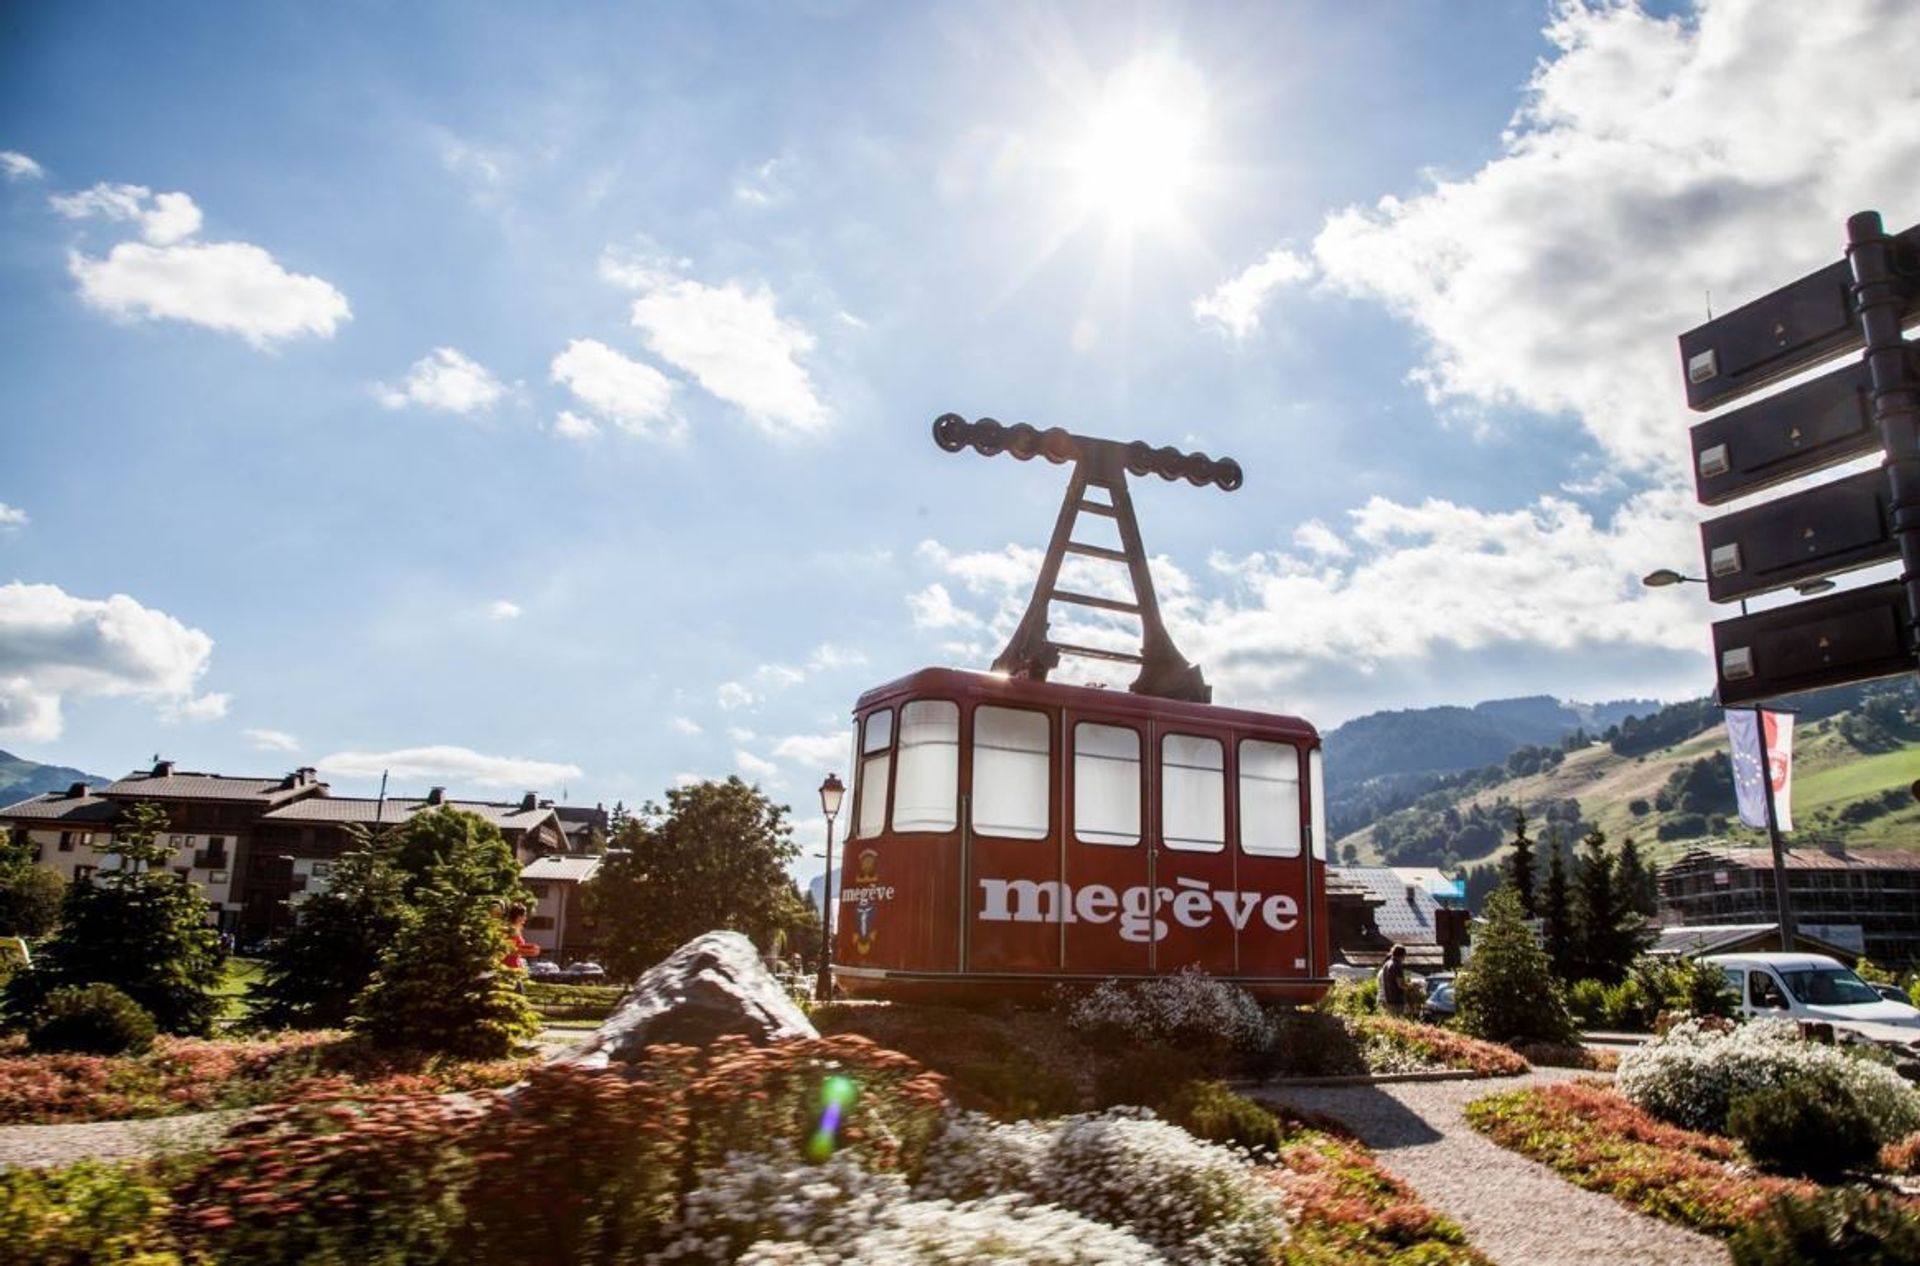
815 772 846 1001
1642 567 1748 616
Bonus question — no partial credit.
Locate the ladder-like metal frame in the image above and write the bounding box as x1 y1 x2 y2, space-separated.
931 414 1242 704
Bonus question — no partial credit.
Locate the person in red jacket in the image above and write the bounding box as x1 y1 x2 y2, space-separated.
503 902 541 971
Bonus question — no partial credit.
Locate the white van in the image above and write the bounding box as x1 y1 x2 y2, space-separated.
1703 952 1920 1032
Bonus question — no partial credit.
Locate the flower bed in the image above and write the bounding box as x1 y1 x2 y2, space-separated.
1271 1129 1492 1266
1344 1016 1528 1078
1465 1080 1816 1237
0 1031 531 1125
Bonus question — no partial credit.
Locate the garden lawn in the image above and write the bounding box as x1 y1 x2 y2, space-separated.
215 956 266 1024
1464 1079 1817 1237
0 1031 532 1126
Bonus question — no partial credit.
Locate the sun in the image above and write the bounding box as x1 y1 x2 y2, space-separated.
1066 56 1209 235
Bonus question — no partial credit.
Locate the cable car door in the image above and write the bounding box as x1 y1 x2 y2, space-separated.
1232 737 1312 982
1151 724 1237 976
965 703 1061 974
1062 714 1151 977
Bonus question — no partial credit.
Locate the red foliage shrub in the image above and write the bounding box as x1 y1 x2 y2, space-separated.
1881 1130 1920 1175
1352 1015 1529 1077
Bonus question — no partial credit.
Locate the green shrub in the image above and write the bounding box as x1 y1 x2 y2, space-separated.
0 1159 177 1265
1267 1009 1369 1078
1093 1043 1214 1109
1453 888 1577 1046
951 1049 1082 1120
1727 1074 1880 1179
1600 978 1650 1031
1161 1080 1290 1154
27 984 157 1056
1730 1188 1920 1266
1567 979 1608 1028
1317 977 1378 1018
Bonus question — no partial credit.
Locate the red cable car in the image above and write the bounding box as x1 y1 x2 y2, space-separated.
830 417 1330 1004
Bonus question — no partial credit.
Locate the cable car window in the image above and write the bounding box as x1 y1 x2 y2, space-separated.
1162 734 1225 853
1308 747 1327 860
893 701 959 832
1239 740 1301 857
1074 722 1140 846
972 706 1050 839
854 708 893 839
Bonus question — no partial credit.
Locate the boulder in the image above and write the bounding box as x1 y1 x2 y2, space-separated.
555 930 817 1069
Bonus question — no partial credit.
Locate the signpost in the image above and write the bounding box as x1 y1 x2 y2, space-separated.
1680 211 1920 952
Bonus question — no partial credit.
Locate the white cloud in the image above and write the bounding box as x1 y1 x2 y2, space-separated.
807 643 867 671
602 249 830 436
670 716 703 736
486 599 523 621
0 151 43 181
773 732 848 769
244 727 301 752
51 183 202 245
317 745 583 789
727 726 756 743
716 681 756 710
378 347 505 415
69 241 349 348
1193 247 1312 339
0 582 216 742
735 749 781 781
1277 0 1920 474
1291 519 1350 560
440 136 505 187
549 338 681 440
161 691 230 723
915 540 1041 594
0 503 26 528
907 582 979 630
754 663 805 690
733 158 788 207
553 410 600 441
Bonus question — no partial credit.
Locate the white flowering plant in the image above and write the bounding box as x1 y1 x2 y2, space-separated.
1615 1016 1920 1142
1063 969 1275 1057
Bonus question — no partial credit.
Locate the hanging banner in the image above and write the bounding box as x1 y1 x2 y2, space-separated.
1726 709 1794 832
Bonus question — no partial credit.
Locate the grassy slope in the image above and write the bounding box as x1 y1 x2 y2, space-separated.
1341 712 1920 868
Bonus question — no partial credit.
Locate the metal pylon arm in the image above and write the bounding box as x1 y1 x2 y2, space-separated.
931 414 1241 703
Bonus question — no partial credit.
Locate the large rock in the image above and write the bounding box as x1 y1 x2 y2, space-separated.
555 930 817 1069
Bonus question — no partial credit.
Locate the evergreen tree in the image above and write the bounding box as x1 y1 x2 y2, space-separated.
387 806 523 902
353 834 540 1058
1542 834 1576 982
1573 827 1651 984
589 777 802 979
246 835 408 1030
1616 835 1658 917
1506 809 1537 917
0 828 65 939
1453 887 1575 1045
4 802 224 1035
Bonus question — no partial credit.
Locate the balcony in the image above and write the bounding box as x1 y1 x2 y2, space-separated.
193 850 229 870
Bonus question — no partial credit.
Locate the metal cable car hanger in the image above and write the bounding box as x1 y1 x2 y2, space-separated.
931 413 1242 704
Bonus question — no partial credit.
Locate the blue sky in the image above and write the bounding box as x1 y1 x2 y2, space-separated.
2 1 1914 864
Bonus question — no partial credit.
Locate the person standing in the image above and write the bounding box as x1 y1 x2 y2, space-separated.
1378 943 1409 1017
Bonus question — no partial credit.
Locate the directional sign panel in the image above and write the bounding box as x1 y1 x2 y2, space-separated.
1713 579 1916 706
1679 223 1920 412
1689 359 1881 505
1701 466 1896 603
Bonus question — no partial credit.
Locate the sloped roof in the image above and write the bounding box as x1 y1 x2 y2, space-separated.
1329 865 1441 945
1666 845 1920 873
0 791 119 823
259 796 560 834
521 855 602 883
104 771 312 804
1649 922 1862 960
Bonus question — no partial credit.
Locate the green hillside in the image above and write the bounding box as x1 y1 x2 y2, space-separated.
1338 683 1920 875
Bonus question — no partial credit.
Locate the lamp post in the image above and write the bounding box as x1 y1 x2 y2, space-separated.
1642 568 1833 613
815 772 846 1002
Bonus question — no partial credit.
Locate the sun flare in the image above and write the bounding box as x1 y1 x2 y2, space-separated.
1067 56 1209 234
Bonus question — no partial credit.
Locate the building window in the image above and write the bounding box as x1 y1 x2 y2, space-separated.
892 701 960 833
73 865 96 883
1161 734 1225 852
76 832 92 849
1073 723 1140 847
972 706 1050 840
1239 740 1301 857
57 832 74 852
172 867 191 880
1309 748 1327 860
526 916 555 931
525 882 551 901
854 709 894 840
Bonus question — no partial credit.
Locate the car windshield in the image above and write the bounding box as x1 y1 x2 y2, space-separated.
1778 968 1881 1007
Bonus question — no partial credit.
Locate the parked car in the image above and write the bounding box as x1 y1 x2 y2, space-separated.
1421 978 1456 1023
1872 981 1914 1005
555 961 607 983
1703 952 1920 1031
525 959 562 979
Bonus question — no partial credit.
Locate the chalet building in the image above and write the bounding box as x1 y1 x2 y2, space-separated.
0 759 586 942
1659 844 1920 967
519 853 604 962
1326 864 1472 973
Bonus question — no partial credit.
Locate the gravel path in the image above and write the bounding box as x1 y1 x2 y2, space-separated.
1254 1069 1729 1266
0 1109 247 1171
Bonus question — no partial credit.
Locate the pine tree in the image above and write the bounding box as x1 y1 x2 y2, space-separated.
353 834 540 1058
0 827 65 939
246 835 408 1030
1573 827 1651 984
4 802 225 1035
1506 809 1537 917
1453 887 1575 1045
1616 835 1658 917
1542 834 1576 982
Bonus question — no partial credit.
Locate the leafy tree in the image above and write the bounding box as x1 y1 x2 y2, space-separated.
1506 810 1536 917
1572 828 1651 985
387 806 522 902
1453 887 1575 1045
353 833 540 1057
773 888 824 976
1541 837 1575 982
1616 835 1658 918
588 777 802 980
246 835 409 1030
0 828 65 939
4 803 224 1035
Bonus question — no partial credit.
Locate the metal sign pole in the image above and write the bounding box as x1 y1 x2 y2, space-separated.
1750 707 1796 953
1846 211 1920 680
